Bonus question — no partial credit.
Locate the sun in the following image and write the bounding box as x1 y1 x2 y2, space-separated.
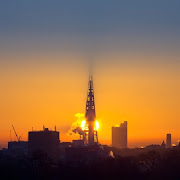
81 120 86 131
95 120 99 131
80 120 100 131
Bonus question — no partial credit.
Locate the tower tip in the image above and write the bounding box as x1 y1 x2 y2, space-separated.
89 75 93 81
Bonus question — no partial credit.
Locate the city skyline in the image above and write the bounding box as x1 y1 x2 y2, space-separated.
0 74 179 148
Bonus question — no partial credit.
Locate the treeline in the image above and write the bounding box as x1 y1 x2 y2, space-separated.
0 149 180 180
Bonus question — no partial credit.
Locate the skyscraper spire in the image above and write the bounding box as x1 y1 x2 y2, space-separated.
85 76 96 119
85 76 97 145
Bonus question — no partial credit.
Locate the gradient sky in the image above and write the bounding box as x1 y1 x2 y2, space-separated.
0 1 180 148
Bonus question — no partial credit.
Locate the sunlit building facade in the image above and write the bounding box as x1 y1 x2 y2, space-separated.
112 121 127 148
166 134 172 148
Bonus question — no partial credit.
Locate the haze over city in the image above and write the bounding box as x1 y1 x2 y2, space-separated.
0 1 180 149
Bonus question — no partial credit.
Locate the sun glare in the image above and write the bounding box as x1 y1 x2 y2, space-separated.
81 120 100 131
81 120 86 131
95 120 99 131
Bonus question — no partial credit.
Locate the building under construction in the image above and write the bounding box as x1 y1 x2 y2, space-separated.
64 76 109 163
6 76 108 163
7 125 28 156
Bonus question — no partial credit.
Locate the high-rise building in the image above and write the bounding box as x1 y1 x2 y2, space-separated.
112 121 127 148
166 134 172 148
28 127 60 160
83 76 98 145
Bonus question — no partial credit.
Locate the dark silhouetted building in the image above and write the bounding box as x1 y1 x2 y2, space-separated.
112 121 127 148
177 141 180 148
84 76 98 145
146 144 161 149
161 140 166 148
8 141 28 156
166 134 172 148
72 140 84 147
65 145 108 165
28 128 60 160
59 142 72 161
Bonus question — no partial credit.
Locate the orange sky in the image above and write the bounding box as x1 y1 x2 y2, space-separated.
0 52 180 148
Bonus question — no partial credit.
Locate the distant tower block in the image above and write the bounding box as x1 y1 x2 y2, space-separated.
166 134 172 148
112 121 127 148
84 76 98 145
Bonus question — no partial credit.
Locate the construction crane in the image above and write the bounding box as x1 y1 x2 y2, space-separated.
12 125 20 142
